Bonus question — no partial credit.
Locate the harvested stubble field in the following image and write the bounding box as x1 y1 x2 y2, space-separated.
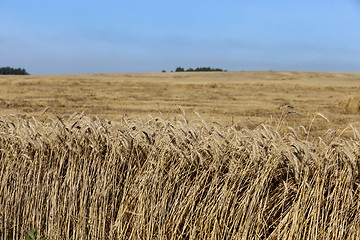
0 71 360 131
1 71 360 239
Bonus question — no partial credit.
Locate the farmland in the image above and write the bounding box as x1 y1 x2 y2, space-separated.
1 71 360 239
0 71 359 131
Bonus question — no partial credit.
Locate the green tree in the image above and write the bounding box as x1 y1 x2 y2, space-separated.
0 66 29 75
175 67 184 72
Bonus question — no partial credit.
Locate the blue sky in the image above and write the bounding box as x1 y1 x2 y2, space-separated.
1 0 360 74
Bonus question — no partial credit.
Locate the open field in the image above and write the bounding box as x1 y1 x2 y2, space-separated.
1 71 360 239
0 71 360 133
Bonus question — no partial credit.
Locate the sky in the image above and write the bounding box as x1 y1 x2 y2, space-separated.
1 0 360 75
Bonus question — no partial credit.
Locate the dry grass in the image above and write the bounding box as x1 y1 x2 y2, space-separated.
1 112 360 239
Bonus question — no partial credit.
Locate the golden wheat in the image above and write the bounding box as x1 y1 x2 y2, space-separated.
1 113 360 239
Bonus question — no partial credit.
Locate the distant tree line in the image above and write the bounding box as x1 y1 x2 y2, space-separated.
174 67 227 72
0 67 29 75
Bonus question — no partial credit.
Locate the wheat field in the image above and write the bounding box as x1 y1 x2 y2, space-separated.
1 111 360 239
0 71 360 131
1 71 360 239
